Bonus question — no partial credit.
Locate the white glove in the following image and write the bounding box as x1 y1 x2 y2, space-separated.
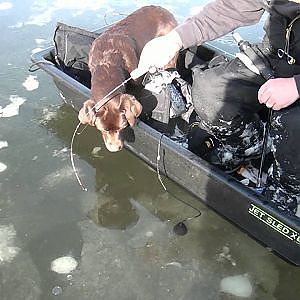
130 30 182 80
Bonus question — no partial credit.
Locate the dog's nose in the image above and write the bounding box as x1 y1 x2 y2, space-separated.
106 143 123 152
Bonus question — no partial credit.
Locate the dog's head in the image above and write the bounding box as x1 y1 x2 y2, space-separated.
94 94 142 152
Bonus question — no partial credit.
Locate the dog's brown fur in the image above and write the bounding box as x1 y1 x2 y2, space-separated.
78 5 177 152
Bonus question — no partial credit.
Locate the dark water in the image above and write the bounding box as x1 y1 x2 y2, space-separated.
0 1 300 299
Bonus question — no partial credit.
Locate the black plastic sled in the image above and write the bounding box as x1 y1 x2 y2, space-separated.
31 22 300 266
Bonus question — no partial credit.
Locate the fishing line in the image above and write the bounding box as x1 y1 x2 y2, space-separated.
156 133 202 235
70 76 132 191
156 134 167 191
70 122 88 191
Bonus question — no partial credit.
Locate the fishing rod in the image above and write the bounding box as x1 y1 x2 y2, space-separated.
71 66 159 191
232 32 274 190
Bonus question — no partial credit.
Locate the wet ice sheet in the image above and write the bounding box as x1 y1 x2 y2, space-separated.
1 1 299 299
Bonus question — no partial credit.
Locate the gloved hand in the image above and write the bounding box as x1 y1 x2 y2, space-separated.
258 77 299 110
130 30 183 80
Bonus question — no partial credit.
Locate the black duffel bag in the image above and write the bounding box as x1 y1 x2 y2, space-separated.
52 22 101 87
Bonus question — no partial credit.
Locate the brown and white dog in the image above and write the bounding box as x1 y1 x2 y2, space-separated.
78 5 177 152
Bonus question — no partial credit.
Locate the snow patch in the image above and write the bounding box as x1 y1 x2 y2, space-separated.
0 224 20 263
22 75 39 91
220 274 253 298
0 2 12 10
35 38 47 45
0 141 8 150
0 162 7 173
51 256 78 274
0 95 26 118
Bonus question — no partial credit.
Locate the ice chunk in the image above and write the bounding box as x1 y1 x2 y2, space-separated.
220 274 253 298
0 162 7 173
0 224 20 263
51 256 78 274
0 141 8 150
22 75 39 91
0 95 26 118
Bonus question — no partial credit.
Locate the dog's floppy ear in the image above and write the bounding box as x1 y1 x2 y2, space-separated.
96 106 108 119
94 106 108 131
119 94 142 127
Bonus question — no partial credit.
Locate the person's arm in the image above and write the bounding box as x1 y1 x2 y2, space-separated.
176 0 265 49
132 0 265 79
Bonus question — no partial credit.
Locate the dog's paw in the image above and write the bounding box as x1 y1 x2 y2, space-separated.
78 99 97 125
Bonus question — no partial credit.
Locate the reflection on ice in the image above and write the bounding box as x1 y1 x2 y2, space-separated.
40 166 75 189
126 200 169 248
